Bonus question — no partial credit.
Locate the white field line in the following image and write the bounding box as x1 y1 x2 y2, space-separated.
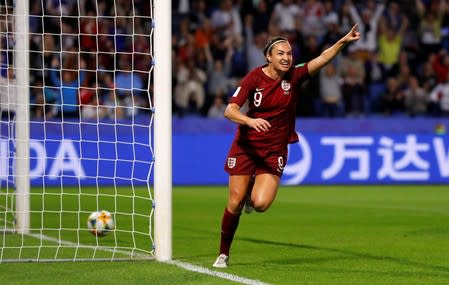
23 233 272 285
169 260 273 285
27 233 152 258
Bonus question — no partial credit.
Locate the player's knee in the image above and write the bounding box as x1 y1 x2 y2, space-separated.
228 197 244 213
252 200 271 212
254 206 268 213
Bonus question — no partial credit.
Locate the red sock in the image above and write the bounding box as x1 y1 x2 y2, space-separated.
219 208 240 256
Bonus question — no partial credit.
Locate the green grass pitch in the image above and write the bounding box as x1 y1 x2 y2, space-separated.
2 185 449 284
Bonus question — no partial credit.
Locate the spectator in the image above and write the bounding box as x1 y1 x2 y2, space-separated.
365 52 386 113
175 0 189 16
210 0 242 38
97 20 115 70
194 18 214 49
45 0 75 18
30 1 43 34
270 0 302 33
404 76 429 117
421 56 438 94
50 56 85 118
251 0 272 35
190 0 209 29
430 72 449 116
323 0 339 30
302 0 326 38
339 49 366 116
60 20 77 52
133 34 152 74
378 18 408 73
173 58 207 117
204 41 232 115
297 35 323 116
0 67 16 118
207 93 227 118
115 54 145 117
174 18 194 63
319 63 344 117
114 2 133 48
81 94 107 121
348 0 385 59
431 49 449 83
322 3 342 46
208 31 230 61
382 1 404 33
30 79 44 118
381 77 405 115
80 10 98 52
337 1 354 34
102 89 126 120
416 0 446 56
229 34 247 78
43 85 58 117
244 14 267 71
395 61 413 92
41 34 59 82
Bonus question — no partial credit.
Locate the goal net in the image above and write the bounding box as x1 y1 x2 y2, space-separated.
0 0 171 262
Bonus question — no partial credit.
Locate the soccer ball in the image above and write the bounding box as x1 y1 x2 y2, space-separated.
87 210 114 237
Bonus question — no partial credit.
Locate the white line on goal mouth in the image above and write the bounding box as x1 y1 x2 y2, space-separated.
22 233 272 285
28 233 153 260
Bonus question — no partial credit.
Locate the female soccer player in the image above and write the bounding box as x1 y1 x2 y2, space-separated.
213 25 361 268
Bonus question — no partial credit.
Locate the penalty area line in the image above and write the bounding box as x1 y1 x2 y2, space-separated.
169 260 272 285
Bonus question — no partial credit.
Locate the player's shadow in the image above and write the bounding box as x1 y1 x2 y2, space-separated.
237 236 449 274
174 225 449 276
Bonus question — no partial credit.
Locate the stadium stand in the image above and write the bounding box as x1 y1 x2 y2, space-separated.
12 0 449 119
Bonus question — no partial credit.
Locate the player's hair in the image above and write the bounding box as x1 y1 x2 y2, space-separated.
263 36 289 57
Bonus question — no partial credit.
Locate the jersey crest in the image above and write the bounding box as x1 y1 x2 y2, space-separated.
227 157 236 168
281 80 291 95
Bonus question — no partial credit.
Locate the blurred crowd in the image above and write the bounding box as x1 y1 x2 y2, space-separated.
2 0 449 120
24 0 152 120
172 0 449 118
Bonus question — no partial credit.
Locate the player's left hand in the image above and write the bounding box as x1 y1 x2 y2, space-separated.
247 117 271 132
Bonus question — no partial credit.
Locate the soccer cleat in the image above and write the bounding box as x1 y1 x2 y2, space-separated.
244 175 255 214
213 254 229 268
243 193 254 214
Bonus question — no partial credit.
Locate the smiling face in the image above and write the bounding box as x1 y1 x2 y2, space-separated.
266 41 293 73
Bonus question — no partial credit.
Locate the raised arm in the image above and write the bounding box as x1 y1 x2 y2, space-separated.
50 57 62 87
416 0 425 17
244 15 255 51
372 2 386 24
307 24 360 76
348 2 362 25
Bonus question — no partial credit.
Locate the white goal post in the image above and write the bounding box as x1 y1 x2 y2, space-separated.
14 0 30 236
0 0 172 262
154 0 172 262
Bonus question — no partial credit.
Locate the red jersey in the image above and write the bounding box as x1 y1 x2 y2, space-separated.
229 63 310 155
